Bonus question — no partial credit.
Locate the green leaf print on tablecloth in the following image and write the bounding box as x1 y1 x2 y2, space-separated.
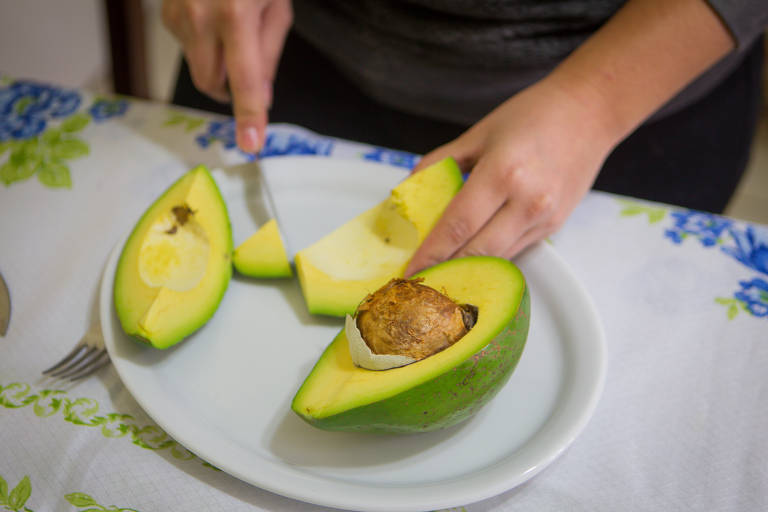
714 297 751 320
0 475 143 512
163 110 206 132
65 492 139 512
0 118 90 188
0 80 131 189
0 475 33 512
0 115 89 188
0 383 217 470
618 198 667 224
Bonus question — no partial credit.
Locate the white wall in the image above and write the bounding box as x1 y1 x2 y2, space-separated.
0 0 180 100
0 0 112 92
144 0 181 101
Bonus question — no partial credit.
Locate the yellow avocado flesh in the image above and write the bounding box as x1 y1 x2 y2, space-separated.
233 218 292 278
294 202 418 316
295 157 463 316
292 256 527 425
114 166 232 349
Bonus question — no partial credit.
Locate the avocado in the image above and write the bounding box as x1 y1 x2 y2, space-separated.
294 157 463 317
233 218 292 278
114 165 232 348
291 256 530 433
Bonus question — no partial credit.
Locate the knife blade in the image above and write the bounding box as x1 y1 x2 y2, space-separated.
0 271 10 336
221 160 287 250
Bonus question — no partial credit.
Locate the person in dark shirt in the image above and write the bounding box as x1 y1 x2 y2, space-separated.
163 0 767 274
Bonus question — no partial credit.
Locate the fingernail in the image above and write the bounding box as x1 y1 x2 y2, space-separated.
239 125 260 153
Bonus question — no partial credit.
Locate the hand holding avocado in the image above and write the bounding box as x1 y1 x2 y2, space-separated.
405 0 734 274
164 0 736 275
404 78 615 276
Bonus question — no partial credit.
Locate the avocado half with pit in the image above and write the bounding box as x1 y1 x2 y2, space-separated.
291 256 530 433
233 218 292 278
294 157 463 317
114 165 232 349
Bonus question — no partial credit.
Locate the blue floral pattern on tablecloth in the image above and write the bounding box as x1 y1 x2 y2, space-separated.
622 201 768 321
362 147 419 169
721 224 768 319
666 210 768 320
195 119 335 160
0 80 81 142
193 118 427 169
89 98 129 122
259 130 334 158
196 119 237 150
734 278 768 317
664 210 733 247
722 225 768 276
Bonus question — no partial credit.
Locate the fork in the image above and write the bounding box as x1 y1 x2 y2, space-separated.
42 320 110 380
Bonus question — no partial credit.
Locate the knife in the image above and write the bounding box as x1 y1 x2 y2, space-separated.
221 160 286 249
0 271 10 336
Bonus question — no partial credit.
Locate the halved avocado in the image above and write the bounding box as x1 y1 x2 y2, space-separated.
114 165 232 349
291 256 530 433
233 218 292 278
294 157 463 317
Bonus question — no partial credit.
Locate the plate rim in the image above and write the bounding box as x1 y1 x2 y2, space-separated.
101 156 606 512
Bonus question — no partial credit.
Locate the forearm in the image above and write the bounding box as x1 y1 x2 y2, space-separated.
545 0 735 148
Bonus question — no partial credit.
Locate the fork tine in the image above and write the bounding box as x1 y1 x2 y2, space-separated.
42 343 88 375
48 346 101 378
68 351 110 381
44 317 110 382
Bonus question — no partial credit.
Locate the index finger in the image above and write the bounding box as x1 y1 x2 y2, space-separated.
404 160 506 276
220 4 268 153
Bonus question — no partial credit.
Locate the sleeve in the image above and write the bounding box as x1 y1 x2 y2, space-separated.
705 0 768 48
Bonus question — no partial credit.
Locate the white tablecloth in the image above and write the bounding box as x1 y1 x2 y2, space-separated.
1 79 766 511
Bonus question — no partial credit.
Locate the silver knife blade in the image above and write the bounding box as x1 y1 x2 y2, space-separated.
0 271 10 336
221 160 286 249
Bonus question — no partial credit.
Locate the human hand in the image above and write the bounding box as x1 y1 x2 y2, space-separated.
404 78 619 276
162 0 293 152
403 0 735 276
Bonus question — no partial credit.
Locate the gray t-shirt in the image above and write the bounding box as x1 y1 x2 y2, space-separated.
293 0 767 125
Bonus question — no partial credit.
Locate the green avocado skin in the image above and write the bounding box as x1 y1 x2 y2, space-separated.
114 166 233 349
301 286 530 433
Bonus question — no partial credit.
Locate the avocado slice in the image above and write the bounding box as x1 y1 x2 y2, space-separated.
233 218 292 278
294 157 463 317
114 165 232 349
291 256 530 433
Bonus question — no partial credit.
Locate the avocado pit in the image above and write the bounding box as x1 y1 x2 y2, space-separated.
348 278 477 370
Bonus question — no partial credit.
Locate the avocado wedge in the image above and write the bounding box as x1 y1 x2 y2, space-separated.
292 256 530 433
233 218 292 278
294 157 463 317
114 165 233 349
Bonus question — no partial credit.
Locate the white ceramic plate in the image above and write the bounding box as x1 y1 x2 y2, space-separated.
100 156 606 512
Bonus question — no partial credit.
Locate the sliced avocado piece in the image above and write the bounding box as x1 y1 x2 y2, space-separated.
233 218 292 278
294 157 463 317
114 165 233 349
291 256 530 433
